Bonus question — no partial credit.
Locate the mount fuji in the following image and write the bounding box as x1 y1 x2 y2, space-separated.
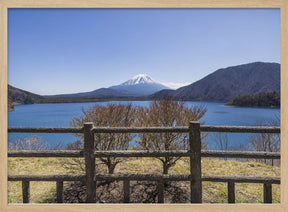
45 74 171 99
109 74 170 95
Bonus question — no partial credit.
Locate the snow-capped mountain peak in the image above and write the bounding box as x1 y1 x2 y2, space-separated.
122 74 155 86
109 74 170 95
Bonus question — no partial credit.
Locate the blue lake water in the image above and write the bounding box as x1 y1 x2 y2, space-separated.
8 101 280 150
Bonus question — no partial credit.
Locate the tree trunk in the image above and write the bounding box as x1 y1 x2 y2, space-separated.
163 164 169 174
108 165 115 174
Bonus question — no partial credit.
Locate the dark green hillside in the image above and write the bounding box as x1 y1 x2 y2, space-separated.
8 85 44 106
8 102 14 111
227 91 280 107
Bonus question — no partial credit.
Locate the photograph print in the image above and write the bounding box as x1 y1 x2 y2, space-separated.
7 8 280 204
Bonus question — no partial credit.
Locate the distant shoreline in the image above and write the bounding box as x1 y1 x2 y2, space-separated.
9 98 280 112
9 95 281 112
225 104 280 109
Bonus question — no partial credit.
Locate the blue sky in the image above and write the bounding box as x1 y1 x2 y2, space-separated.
8 9 280 95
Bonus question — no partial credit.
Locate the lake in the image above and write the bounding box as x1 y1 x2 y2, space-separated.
8 101 280 150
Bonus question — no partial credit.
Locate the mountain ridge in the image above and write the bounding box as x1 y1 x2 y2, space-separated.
45 74 170 99
151 62 280 102
8 62 280 109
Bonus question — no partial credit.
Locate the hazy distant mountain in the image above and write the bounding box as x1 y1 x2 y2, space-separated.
109 74 170 95
151 62 280 102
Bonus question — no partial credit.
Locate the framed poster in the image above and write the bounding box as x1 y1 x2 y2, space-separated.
1 0 287 212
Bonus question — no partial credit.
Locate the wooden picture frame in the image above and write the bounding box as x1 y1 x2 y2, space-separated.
1 0 287 211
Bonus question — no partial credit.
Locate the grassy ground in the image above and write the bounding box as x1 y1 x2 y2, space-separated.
8 157 280 204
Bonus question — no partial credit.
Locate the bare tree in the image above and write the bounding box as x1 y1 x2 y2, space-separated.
212 132 229 160
248 115 280 166
8 136 49 150
135 97 207 174
70 103 137 174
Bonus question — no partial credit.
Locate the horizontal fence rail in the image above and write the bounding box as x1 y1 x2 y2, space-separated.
8 125 280 134
200 125 280 133
8 122 281 204
8 175 86 182
201 150 280 159
202 175 280 184
8 150 85 157
8 127 83 133
8 150 280 159
92 126 189 133
8 174 280 184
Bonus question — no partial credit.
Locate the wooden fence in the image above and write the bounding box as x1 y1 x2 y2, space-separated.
8 122 280 204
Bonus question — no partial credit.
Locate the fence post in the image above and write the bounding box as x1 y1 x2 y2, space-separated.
22 180 30 203
228 182 235 203
264 183 272 203
157 180 164 203
84 122 96 203
123 179 130 203
189 121 202 203
56 181 64 203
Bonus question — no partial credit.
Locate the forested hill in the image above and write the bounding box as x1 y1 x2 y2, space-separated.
8 85 44 110
151 62 280 102
226 91 280 107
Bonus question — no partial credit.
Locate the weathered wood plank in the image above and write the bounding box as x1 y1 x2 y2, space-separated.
228 182 235 203
92 126 189 133
84 122 96 203
123 180 130 203
200 125 280 133
94 174 190 181
202 176 280 184
94 150 190 157
22 180 30 203
189 121 202 203
8 150 280 160
157 180 164 203
8 175 85 181
56 181 64 203
264 183 272 203
8 127 83 133
92 125 280 134
8 125 280 134
8 150 190 158
8 150 84 157
8 174 280 184
201 150 280 159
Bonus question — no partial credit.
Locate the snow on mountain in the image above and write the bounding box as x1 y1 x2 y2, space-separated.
121 74 158 86
109 74 170 96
